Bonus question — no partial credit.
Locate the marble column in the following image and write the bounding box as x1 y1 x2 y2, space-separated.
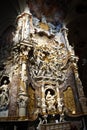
41 84 46 114
18 47 28 117
56 85 63 113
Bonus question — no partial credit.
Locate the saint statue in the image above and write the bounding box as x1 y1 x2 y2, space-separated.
0 77 9 110
46 90 56 112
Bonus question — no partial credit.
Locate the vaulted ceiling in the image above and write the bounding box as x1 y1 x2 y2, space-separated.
0 0 87 96
0 0 87 47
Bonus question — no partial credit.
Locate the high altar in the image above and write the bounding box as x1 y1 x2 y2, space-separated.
0 4 87 130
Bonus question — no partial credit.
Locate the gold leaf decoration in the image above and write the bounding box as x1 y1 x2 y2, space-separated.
63 87 76 114
39 22 49 31
28 84 35 120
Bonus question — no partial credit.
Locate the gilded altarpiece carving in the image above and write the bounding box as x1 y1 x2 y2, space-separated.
0 5 87 122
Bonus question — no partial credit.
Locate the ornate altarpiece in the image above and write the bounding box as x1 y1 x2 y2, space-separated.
0 6 87 123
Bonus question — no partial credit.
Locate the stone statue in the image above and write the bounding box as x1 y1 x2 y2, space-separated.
57 98 64 113
46 90 56 112
17 89 28 116
17 90 28 108
13 17 23 43
0 78 9 110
